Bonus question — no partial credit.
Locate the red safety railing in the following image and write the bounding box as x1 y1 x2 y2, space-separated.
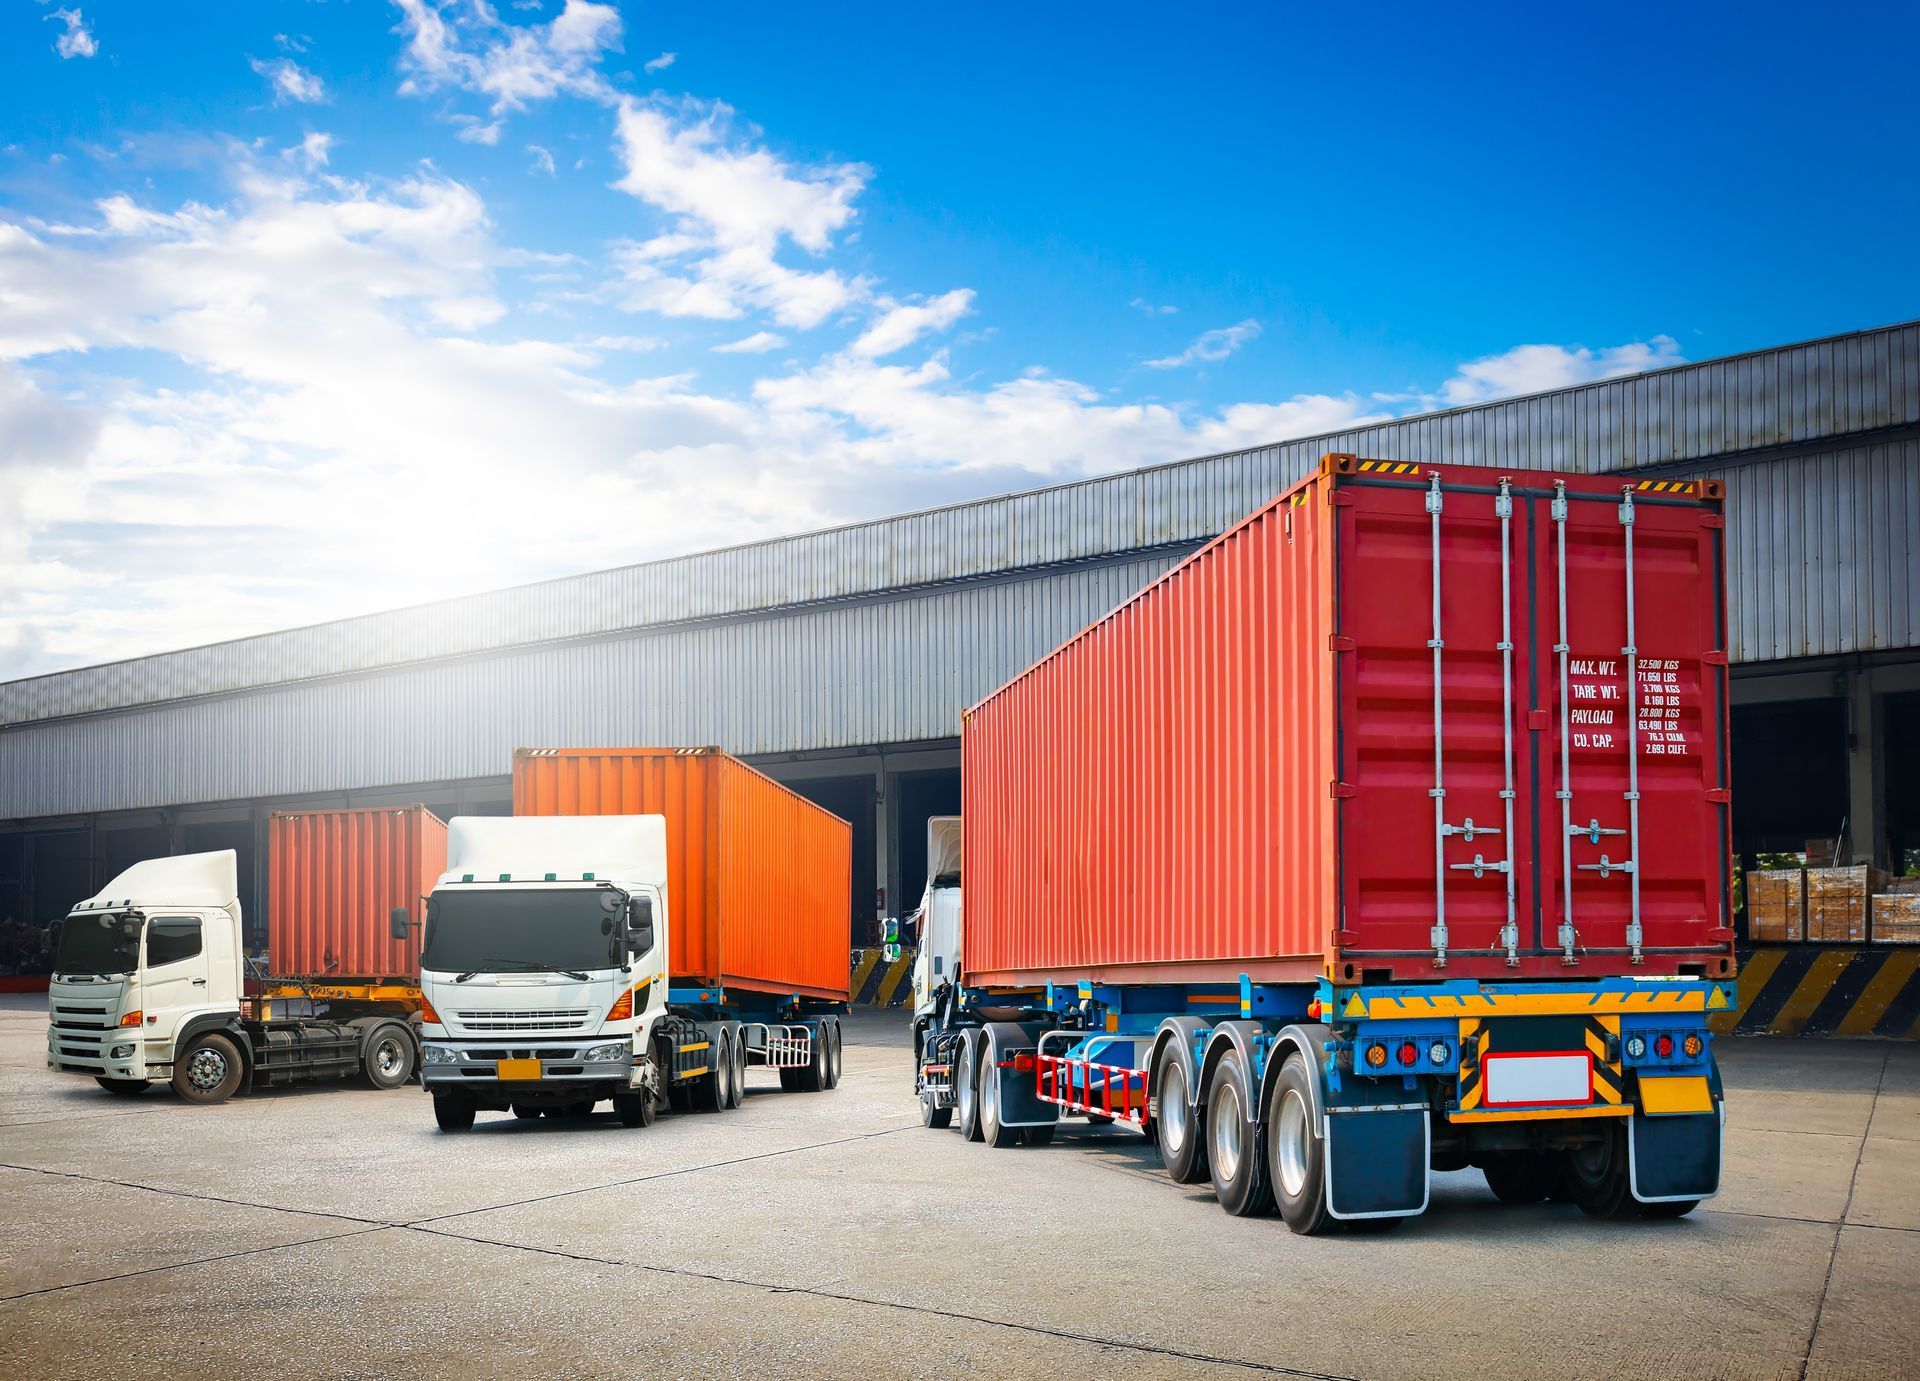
1035 1053 1148 1125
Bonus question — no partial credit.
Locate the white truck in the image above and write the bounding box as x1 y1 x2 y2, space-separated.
46 851 421 1102
417 815 843 1132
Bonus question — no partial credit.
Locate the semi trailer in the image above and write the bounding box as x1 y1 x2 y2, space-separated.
46 805 446 1103
913 453 1735 1232
419 747 852 1130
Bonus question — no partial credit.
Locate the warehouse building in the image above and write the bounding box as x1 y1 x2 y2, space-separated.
2 321 1917 980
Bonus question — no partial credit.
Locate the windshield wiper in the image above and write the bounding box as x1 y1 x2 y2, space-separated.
451 959 591 982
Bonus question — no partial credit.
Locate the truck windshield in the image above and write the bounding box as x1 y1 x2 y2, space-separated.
420 889 619 975
54 913 141 976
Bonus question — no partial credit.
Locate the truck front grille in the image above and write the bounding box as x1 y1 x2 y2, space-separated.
454 1009 592 1032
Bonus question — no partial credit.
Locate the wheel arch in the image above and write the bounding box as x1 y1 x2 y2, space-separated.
1256 1022 1332 1127
176 1013 254 1085
1147 1015 1211 1111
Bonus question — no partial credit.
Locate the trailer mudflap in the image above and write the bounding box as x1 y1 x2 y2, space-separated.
1628 1109 1721 1203
1325 1108 1430 1219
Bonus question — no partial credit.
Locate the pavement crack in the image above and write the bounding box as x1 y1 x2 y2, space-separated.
1798 1045 1889 1381
0 1225 391 1303
0 1160 401 1230
405 1124 919 1226
404 1223 1350 1378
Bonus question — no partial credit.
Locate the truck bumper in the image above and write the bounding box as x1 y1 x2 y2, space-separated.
47 1031 154 1082
420 1040 642 1099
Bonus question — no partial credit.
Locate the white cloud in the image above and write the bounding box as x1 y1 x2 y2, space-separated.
644 51 676 74
275 33 312 55
527 144 557 176
393 0 623 117
1145 318 1260 369
47 8 98 60
251 57 328 105
455 119 504 146
1439 335 1686 406
1129 297 1177 316
713 330 785 354
284 131 336 169
851 289 974 358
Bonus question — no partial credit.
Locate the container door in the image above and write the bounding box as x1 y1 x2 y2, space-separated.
1532 482 1731 966
1335 472 1540 976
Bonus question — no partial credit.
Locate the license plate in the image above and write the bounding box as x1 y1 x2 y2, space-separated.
1482 1052 1591 1107
496 1058 542 1082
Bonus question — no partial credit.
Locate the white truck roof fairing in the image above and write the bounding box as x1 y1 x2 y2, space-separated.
78 850 239 913
927 816 961 882
441 815 669 891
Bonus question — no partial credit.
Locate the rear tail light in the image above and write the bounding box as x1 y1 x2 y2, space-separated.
1655 1034 1674 1058
119 1010 142 1028
1682 1033 1704 1058
1365 1042 1388 1068
605 988 633 1022
1398 1041 1418 1066
1306 999 1322 1019
1624 1035 1647 1060
1428 1040 1449 1065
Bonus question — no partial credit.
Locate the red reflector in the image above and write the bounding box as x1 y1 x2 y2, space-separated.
1398 1041 1418 1066
1012 1054 1037 1074
1655 1034 1674 1058
1306 999 1322 1019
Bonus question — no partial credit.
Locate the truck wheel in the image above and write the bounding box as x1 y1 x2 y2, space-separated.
1563 1122 1636 1218
171 1031 244 1105
722 1032 745 1109
614 1093 655 1128
1482 1152 1560 1205
433 1093 476 1132
1207 1047 1273 1217
956 1032 983 1141
95 1077 150 1096
821 1020 842 1090
978 1044 1021 1148
919 1085 952 1129
800 1023 829 1093
1267 1053 1333 1236
695 1038 727 1112
361 1023 415 1090
513 1105 542 1120
1153 1047 1208 1184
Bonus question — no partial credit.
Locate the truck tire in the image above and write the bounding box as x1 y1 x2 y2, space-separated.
1563 1122 1636 1219
956 1031 984 1142
919 1084 952 1129
513 1105 542 1120
722 1032 745 1110
361 1022 415 1090
1267 1053 1333 1236
978 1043 1021 1148
821 1020 841 1090
171 1031 245 1105
614 1093 655 1128
95 1077 150 1096
1153 1046 1208 1184
433 1093 476 1132
1482 1152 1560 1205
1207 1047 1273 1217
694 1037 727 1112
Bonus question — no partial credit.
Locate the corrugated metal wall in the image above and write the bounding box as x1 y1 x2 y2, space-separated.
5 323 1914 729
0 555 1181 817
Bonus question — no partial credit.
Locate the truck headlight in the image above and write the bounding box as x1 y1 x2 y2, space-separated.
110 1044 135 1060
583 1041 630 1063
422 1044 461 1065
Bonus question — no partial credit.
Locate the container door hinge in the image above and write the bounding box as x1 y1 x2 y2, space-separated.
1700 514 1725 529
1330 491 1357 507
1703 650 1728 666
1328 634 1356 653
1526 709 1550 731
1705 787 1731 804
1329 781 1359 799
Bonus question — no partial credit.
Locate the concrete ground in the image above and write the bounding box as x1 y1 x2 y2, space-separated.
1 994 1914 1380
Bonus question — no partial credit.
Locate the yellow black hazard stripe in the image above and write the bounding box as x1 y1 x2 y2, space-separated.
1355 460 1422 475
1455 1014 1624 1113
850 946 916 1007
1714 945 1920 1038
1634 479 1698 495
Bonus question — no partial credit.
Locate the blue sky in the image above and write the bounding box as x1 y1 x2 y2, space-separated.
2 1 1915 677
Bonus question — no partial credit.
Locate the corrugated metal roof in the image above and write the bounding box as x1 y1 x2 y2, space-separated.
4 320 1914 730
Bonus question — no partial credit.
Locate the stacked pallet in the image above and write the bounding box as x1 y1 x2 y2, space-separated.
1806 866 1891 943
1872 877 1920 944
1747 869 1806 943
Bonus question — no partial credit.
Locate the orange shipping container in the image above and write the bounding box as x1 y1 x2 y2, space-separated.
513 747 851 1000
269 806 448 980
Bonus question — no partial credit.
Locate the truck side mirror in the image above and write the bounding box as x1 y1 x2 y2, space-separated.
882 917 900 943
884 942 903 963
389 907 411 941
628 897 655 957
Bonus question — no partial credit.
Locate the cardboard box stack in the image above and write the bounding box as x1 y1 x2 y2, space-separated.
1747 869 1806 943
1872 876 1920 944
1806 866 1891 943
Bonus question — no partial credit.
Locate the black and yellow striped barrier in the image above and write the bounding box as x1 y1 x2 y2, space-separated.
1712 945 1920 1038
850 947 916 1008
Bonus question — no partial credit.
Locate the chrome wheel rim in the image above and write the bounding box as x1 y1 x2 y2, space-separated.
1276 1087 1309 1198
1212 1080 1243 1182
981 1051 1000 1132
375 1038 404 1079
187 1045 228 1092
957 1041 976 1128
1161 1063 1189 1152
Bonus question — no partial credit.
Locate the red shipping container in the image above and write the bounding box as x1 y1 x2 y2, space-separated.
963 455 1734 988
269 806 448 980
513 747 852 1000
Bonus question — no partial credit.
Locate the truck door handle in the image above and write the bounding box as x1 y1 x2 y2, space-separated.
191 978 207 985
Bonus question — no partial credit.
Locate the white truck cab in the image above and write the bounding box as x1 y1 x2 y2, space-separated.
47 851 244 1097
909 816 963 1024
418 815 672 1130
